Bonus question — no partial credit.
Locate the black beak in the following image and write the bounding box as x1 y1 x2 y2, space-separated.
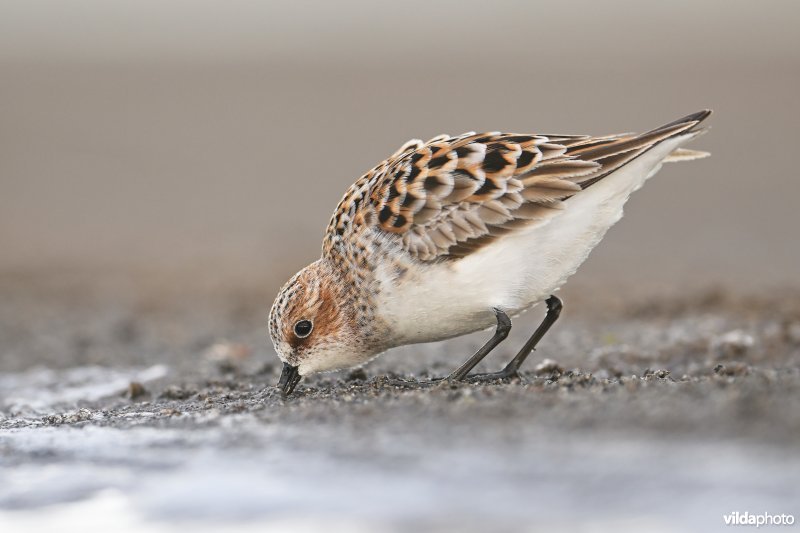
277 362 302 397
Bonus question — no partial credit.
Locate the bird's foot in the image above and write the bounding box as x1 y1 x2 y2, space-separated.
464 367 527 384
381 376 445 390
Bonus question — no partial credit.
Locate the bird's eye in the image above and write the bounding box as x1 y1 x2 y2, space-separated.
294 319 313 338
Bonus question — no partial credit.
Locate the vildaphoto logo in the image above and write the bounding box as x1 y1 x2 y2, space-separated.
723 512 795 527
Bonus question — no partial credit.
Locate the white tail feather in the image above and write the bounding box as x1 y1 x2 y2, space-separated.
664 148 711 162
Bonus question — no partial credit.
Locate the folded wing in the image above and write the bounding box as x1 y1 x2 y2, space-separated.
324 110 710 263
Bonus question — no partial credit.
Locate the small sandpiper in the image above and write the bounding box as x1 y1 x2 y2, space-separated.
270 110 711 396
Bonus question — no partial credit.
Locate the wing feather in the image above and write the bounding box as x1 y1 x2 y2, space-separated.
323 111 711 263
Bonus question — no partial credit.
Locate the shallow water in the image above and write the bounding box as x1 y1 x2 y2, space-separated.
3 417 799 533
1 361 799 533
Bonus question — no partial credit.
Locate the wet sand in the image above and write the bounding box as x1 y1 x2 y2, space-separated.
1 273 799 532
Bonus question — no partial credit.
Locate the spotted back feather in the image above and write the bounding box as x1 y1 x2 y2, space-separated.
323 110 710 263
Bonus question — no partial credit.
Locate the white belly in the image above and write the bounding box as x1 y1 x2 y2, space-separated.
376 135 692 347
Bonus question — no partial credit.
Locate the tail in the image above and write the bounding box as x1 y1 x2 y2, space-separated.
657 109 712 162
663 146 710 162
628 109 712 163
552 109 712 190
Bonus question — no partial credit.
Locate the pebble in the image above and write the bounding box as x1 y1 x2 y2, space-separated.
714 362 750 376
346 368 368 382
534 358 564 376
710 330 755 360
128 381 148 400
160 385 196 400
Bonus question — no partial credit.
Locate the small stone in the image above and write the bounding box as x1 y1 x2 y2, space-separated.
346 368 368 382
65 408 93 424
534 358 564 376
710 330 755 360
714 362 749 376
644 368 671 379
128 381 148 400
42 414 64 425
159 385 196 400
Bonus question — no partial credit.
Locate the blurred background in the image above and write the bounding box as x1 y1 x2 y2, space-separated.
2 0 799 292
2 2 800 532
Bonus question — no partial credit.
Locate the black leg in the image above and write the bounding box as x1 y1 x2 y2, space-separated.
469 295 563 382
447 308 512 381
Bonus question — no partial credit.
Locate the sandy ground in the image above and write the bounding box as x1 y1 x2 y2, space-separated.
1 273 799 532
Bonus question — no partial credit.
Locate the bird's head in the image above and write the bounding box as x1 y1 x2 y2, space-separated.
268 260 375 396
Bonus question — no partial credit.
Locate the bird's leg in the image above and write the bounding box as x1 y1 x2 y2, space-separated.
468 295 563 382
447 308 512 381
